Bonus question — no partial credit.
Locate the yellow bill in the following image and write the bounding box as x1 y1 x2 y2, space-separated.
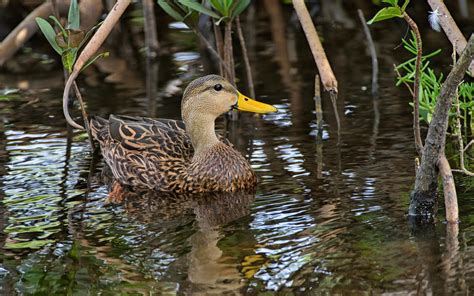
236 92 277 114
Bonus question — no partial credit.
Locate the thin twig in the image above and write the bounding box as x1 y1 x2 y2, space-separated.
143 0 160 58
464 140 474 152
213 23 225 76
224 21 236 85
314 74 323 128
72 81 95 150
403 12 424 157
453 74 474 176
357 9 378 95
236 16 255 98
63 0 131 129
193 28 232 78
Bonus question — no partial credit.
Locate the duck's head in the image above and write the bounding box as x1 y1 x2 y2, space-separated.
181 75 277 121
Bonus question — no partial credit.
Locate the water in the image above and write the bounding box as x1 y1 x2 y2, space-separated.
1 3 474 295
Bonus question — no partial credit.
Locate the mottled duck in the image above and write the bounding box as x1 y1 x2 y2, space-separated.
90 75 277 193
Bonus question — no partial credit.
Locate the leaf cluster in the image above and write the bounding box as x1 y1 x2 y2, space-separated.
396 33 474 130
368 0 409 24
35 0 107 73
157 0 250 25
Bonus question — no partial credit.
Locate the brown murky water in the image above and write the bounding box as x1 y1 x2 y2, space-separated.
1 2 473 295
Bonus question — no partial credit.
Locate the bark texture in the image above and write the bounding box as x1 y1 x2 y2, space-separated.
292 0 337 92
409 34 474 221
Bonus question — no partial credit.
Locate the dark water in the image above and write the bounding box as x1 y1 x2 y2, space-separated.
1 2 474 295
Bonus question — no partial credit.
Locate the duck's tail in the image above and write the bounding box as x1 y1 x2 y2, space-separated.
89 116 109 142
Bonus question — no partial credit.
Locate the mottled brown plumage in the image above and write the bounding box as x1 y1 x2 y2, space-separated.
90 75 276 193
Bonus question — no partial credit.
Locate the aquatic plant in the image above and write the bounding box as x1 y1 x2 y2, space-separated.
369 0 474 223
35 0 108 74
157 0 252 96
396 33 474 134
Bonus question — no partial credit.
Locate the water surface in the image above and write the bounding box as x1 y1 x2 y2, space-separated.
1 3 474 295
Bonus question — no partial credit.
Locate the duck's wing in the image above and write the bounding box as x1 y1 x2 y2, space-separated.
103 114 195 159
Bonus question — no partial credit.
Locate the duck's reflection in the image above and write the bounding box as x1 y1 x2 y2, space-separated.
107 188 255 293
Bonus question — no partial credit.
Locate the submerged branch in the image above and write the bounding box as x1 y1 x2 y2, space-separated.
314 75 323 128
409 34 474 220
438 155 458 223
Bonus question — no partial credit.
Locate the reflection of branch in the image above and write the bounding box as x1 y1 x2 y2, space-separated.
357 9 378 95
330 92 340 134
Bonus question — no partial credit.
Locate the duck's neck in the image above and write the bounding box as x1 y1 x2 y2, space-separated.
184 113 219 155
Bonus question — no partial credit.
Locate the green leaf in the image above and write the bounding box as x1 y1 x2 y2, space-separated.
382 0 398 6
158 0 184 21
209 0 225 15
178 0 220 18
80 51 109 72
367 7 403 24
67 0 80 30
232 0 250 18
35 17 62 55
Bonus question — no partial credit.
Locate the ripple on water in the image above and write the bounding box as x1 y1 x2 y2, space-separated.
1 129 89 250
247 193 318 290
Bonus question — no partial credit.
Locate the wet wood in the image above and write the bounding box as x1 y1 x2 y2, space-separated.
292 0 337 93
63 0 132 130
314 75 323 128
409 34 473 222
438 154 458 223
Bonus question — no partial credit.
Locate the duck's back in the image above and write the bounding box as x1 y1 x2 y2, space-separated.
90 115 256 192
91 115 193 191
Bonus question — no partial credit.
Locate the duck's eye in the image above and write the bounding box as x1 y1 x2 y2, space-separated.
214 84 223 91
